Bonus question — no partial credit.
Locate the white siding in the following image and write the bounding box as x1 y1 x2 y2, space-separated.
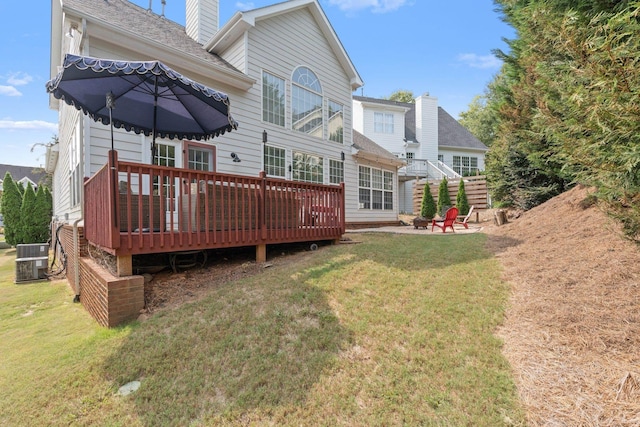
352 101 364 133
186 0 219 44
398 180 415 214
345 161 399 223
218 34 247 73
415 95 438 162
53 4 396 225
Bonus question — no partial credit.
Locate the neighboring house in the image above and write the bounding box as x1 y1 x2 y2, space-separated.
0 164 48 227
352 94 488 213
48 0 403 325
0 164 47 192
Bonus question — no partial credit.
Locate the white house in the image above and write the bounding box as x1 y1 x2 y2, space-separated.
353 94 488 213
48 0 406 229
48 0 404 325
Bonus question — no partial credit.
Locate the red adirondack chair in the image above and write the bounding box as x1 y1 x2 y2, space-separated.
431 207 459 233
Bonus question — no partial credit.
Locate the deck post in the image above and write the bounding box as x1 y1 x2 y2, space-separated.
116 255 133 276
256 244 266 263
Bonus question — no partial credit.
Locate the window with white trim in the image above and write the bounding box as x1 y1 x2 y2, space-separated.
292 67 323 137
384 171 393 210
329 159 344 184
328 100 343 143
292 151 323 184
452 155 479 176
262 71 285 127
374 112 394 134
69 121 81 208
264 145 286 178
359 166 394 210
358 166 371 209
187 146 213 171
154 143 176 195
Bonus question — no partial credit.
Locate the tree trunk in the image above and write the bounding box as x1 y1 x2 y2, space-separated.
494 209 508 226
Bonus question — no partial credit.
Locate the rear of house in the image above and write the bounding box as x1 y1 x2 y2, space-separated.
48 0 406 326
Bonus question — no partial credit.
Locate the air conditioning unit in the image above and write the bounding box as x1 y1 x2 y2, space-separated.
15 256 49 283
16 243 49 259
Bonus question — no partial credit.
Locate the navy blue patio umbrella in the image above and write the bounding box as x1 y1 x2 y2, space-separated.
46 53 238 163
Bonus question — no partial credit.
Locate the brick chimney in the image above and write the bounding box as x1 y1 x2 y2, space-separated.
186 0 219 44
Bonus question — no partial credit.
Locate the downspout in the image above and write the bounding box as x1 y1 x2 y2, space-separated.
72 216 82 303
72 17 87 303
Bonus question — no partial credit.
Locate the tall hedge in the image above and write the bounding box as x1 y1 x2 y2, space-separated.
1 173 23 246
34 185 52 243
20 183 38 244
437 177 451 215
456 179 470 216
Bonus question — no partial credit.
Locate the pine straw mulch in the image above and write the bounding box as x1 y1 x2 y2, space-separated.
484 185 640 426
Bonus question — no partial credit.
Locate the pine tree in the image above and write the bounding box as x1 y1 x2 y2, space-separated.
437 177 451 216
420 181 437 219
1 173 23 246
20 183 38 244
456 179 470 215
34 185 52 243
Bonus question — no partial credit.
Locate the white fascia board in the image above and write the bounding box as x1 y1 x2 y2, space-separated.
439 145 488 153
352 150 406 168
204 13 252 52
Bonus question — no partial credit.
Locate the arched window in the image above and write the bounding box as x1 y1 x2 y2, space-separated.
291 67 323 137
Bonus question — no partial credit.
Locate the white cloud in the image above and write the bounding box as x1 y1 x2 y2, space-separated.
0 120 58 132
457 53 502 69
0 86 22 96
7 72 33 86
327 0 410 13
235 2 255 11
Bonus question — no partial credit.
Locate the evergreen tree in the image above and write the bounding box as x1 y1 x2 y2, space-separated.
437 177 451 215
1 173 23 246
420 181 437 219
20 183 38 244
456 179 470 216
34 185 52 243
16 181 25 197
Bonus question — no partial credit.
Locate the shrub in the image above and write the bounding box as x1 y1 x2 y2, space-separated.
456 179 470 215
420 182 437 219
20 183 39 244
437 177 451 215
1 173 23 246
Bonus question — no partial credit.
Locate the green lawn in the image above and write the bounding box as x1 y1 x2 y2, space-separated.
0 233 525 426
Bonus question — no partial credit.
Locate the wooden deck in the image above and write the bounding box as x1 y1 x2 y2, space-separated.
84 151 345 271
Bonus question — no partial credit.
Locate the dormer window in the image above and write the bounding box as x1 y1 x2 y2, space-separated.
292 67 323 137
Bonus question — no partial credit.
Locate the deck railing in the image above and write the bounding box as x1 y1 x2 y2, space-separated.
84 151 345 256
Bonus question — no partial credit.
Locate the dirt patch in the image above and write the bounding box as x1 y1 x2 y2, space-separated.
484 185 640 426
138 244 322 319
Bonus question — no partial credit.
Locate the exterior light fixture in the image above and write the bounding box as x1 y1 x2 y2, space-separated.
230 152 241 162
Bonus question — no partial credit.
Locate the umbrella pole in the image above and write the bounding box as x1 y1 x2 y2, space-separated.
107 92 118 228
151 75 159 165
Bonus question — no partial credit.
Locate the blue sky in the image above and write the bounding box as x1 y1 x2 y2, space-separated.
0 0 512 167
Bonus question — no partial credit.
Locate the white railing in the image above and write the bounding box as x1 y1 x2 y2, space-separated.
399 159 461 180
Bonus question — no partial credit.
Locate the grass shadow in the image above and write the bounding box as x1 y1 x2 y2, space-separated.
102 255 353 426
